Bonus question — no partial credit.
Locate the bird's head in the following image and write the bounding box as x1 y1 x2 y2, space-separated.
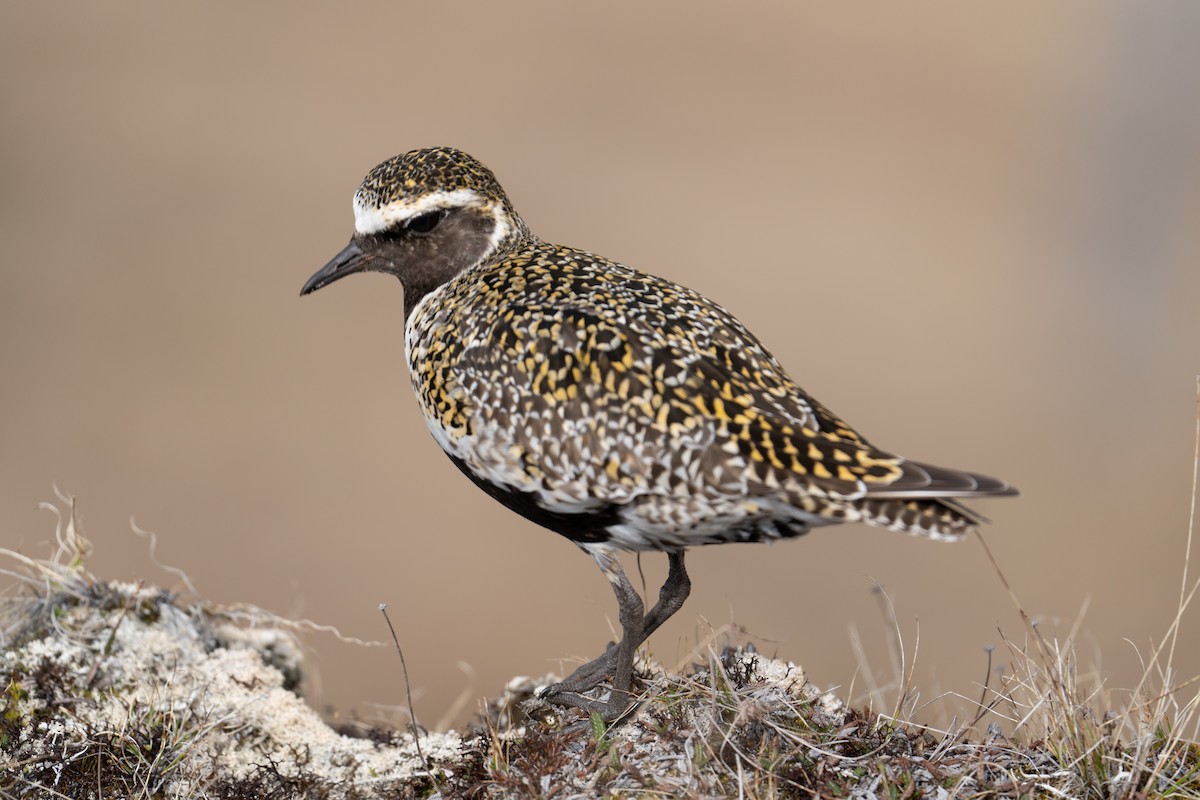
301 147 529 315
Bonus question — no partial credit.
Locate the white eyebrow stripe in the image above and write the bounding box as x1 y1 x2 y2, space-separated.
352 188 484 235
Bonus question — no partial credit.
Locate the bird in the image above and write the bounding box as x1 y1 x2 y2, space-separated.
300 146 1017 722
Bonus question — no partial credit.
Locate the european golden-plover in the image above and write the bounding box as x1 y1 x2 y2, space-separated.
301 147 1016 722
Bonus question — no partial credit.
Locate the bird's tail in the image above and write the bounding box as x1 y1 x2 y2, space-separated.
856 496 983 541
854 459 1017 541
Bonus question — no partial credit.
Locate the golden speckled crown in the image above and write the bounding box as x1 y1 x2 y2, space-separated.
351 147 524 236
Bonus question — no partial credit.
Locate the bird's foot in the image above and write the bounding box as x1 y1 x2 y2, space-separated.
537 643 644 725
538 684 634 726
537 642 618 699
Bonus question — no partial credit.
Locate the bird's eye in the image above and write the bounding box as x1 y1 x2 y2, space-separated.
405 209 448 234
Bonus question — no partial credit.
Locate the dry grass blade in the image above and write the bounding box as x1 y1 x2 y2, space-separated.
967 380 1200 799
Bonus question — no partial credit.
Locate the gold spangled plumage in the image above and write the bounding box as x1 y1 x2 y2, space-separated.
408 243 1004 548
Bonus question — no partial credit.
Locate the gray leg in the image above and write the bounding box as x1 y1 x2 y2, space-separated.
543 547 643 720
545 551 691 694
542 550 690 721
644 551 691 638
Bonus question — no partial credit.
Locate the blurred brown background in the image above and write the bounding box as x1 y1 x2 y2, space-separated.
3 2 1199 728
